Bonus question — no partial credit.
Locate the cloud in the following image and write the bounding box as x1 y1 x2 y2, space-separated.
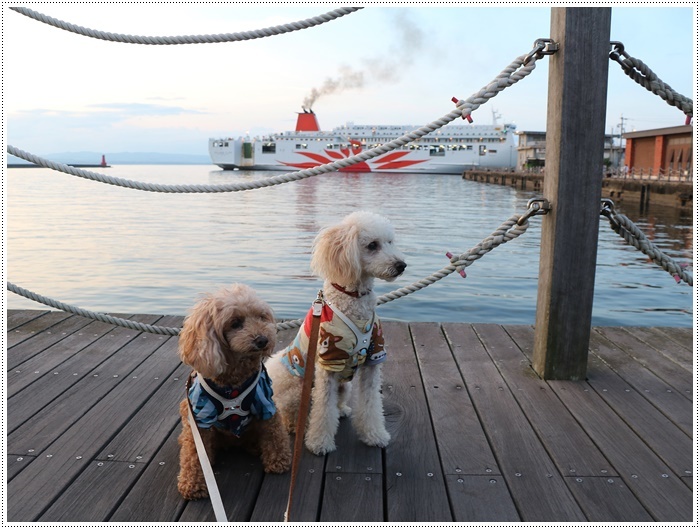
7 103 211 153
88 102 206 117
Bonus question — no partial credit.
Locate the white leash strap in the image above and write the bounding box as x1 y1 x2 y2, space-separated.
186 377 228 522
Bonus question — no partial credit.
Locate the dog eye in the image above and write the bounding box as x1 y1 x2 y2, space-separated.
230 318 244 330
367 241 379 251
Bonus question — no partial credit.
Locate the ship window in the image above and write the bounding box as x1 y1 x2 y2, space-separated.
262 142 276 153
467 146 473 150
479 145 487 156
429 145 445 157
224 142 229 147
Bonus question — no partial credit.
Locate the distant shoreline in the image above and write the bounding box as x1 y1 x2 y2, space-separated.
7 162 213 168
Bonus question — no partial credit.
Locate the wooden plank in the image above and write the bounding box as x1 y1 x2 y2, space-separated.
7 455 34 481
443 323 587 522
446 475 520 522
7 310 72 348
7 313 86 363
7 332 182 521
586 353 692 477
109 427 186 522
8 315 171 445
549 379 692 521
382 322 452 522
97 362 188 463
625 327 692 370
249 446 325 522
7 314 159 433
477 324 615 478
656 326 693 349
38 461 145 522
533 7 612 380
410 322 502 475
178 450 263 522
565 477 653 522
589 330 692 435
320 473 382 522
325 417 382 474
596 327 692 397
8 318 122 397
6 309 48 330
509 325 691 478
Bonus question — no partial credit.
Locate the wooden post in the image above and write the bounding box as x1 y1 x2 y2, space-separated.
533 7 611 380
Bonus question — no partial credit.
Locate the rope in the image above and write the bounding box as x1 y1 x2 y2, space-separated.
378 214 529 304
610 43 693 118
6 213 532 335
603 211 693 287
9 6 363 45
7 49 540 194
6 282 182 336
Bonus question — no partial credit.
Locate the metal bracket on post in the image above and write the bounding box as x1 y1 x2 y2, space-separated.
524 38 559 65
517 198 551 225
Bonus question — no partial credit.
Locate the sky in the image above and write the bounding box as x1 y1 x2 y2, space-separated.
3 3 696 156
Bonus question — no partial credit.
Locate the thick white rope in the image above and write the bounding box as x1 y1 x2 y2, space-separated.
7 51 539 194
9 6 363 45
6 282 182 336
611 44 693 118
378 214 528 304
604 212 693 286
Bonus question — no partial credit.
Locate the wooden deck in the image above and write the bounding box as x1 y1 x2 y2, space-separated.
6 309 693 522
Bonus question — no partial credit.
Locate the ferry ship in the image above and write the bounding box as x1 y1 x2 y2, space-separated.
209 110 517 174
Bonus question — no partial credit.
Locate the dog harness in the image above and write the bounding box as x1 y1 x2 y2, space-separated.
187 364 277 437
280 301 386 382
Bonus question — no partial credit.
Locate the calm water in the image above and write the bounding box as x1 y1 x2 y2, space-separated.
6 165 694 327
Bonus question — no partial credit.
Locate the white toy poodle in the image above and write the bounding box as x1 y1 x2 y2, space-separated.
266 211 406 455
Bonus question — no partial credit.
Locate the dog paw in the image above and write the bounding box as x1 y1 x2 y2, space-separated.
264 454 292 474
305 434 336 455
358 427 391 448
338 404 352 418
178 480 209 500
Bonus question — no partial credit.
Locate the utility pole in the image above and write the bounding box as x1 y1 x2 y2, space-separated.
617 114 628 168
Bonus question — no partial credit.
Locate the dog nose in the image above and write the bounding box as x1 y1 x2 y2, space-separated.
395 261 407 275
253 335 269 350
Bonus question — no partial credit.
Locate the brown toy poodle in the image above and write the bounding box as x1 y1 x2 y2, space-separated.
177 283 291 500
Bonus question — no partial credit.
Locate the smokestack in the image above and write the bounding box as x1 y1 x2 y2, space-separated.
295 111 321 132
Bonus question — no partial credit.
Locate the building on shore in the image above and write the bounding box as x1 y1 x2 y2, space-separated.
515 131 625 172
623 124 692 179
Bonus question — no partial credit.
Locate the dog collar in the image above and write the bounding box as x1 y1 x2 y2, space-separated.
331 283 371 298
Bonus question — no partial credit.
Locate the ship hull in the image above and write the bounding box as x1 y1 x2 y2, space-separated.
209 111 518 174
213 159 474 174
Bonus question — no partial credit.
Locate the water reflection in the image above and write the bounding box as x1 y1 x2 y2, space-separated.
6 166 693 327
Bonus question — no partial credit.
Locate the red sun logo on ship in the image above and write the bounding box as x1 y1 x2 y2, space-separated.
280 145 426 172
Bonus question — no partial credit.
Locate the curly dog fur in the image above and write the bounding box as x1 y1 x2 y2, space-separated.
267 211 406 455
177 284 291 500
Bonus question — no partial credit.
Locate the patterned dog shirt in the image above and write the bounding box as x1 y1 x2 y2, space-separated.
187 364 277 437
280 302 386 382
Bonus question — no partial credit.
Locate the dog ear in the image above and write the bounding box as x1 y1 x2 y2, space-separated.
178 296 227 378
311 223 362 286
